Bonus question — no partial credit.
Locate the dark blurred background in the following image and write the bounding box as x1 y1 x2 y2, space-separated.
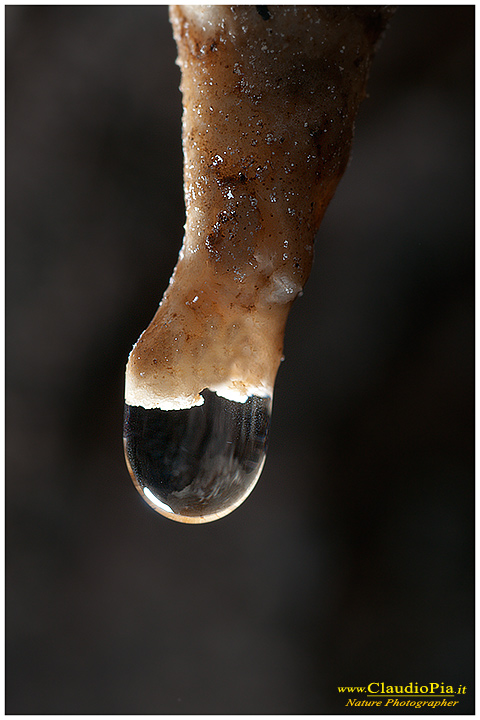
6 5 474 714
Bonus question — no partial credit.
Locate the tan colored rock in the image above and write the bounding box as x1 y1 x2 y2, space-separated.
126 5 393 410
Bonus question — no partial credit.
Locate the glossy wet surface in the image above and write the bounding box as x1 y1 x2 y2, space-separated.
123 389 271 521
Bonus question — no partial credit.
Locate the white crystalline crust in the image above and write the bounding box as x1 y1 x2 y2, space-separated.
181 5 225 34
125 5 392 411
126 379 272 411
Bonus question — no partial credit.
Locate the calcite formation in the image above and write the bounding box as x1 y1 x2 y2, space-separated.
125 5 393 411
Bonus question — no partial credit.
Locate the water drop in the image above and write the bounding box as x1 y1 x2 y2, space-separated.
123 389 271 523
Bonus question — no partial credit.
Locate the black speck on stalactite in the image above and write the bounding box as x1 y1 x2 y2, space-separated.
256 6 271 21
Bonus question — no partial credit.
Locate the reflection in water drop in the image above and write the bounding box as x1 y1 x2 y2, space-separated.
123 389 271 523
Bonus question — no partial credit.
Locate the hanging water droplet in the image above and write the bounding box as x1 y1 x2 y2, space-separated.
123 389 271 523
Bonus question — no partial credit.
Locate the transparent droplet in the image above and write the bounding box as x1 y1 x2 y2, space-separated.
123 389 271 523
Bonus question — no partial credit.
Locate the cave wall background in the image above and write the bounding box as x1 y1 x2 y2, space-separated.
6 5 474 714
